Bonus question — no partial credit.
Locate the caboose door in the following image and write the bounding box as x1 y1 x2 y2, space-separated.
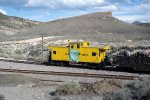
69 49 79 63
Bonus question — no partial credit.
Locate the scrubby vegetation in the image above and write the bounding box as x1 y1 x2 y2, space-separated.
0 94 4 100
0 42 49 62
103 77 150 100
0 38 149 64
50 77 150 100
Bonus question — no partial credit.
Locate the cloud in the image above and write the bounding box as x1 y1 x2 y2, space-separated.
116 14 150 23
94 5 118 11
79 11 88 15
25 0 105 9
106 0 132 4
0 8 7 15
137 2 150 10
24 0 56 8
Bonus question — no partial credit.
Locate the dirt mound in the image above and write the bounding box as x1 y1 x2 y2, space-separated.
51 79 123 96
89 79 122 95
55 82 82 95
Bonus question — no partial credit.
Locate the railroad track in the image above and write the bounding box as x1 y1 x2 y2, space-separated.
0 68 136 80
0 58 40 65
0 58 149 74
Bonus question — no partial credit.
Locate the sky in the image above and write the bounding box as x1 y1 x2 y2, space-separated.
0 0 149 23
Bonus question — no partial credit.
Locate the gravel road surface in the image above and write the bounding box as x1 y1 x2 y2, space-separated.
0 61 149 100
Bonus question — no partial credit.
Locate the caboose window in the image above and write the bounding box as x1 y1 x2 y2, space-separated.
87 43 89 46
53 51 56 54
77 44 80 48
71 45 73 48
92 52 96 56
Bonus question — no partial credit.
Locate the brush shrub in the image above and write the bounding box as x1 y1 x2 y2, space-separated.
0 94 4 100
56 82 82 95
103 77 150 100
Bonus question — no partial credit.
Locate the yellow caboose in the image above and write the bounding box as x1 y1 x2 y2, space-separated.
48 41 110 69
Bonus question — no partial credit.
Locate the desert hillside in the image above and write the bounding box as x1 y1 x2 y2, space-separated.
133 21 150 27
0 12 41 36
6 12 149 42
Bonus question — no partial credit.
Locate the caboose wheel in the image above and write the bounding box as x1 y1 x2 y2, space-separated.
95 65 101 70
64 62 69 66
96 61 106 70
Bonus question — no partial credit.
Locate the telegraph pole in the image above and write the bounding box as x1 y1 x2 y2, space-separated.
41 33 44 62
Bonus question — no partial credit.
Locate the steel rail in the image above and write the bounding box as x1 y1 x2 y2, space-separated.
0 68 136 80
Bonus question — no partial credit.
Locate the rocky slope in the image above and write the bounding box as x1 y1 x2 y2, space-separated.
133 21 150 27
0 12 41 36
9 12 150 42
0 11 149 43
